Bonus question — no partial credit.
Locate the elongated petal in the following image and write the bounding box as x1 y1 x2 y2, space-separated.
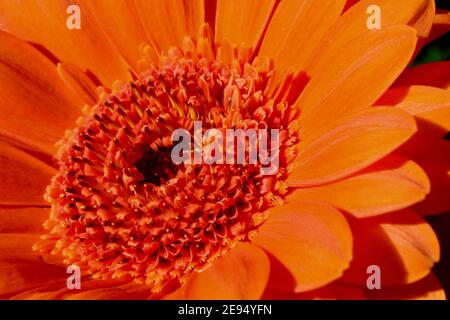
342 209 440 286
0 142 55 206
298 26 417 138
306 0 434 77
65 282 152 300
134 0 204 52
10 279 134 300
57 62 99 106
0 32 84 155
0 0 130 86
215 0 276 49
85 0 153 71
0 260 66 296
293 155 430 218
288 108 417 187
165 243 270 299
306 0 434 79
0 234 42 262
253 201 352 293
258 0 345 75
0 207 48 234
379 85 450 131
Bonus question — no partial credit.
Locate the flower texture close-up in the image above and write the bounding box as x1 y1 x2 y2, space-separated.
0 0 449 300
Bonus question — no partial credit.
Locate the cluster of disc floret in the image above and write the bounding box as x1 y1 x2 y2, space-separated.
38 31 299 291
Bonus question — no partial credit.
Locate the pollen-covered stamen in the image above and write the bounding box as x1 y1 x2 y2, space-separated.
37 41 299 291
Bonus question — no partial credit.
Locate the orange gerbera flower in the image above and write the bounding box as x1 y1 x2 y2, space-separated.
0 0 449 300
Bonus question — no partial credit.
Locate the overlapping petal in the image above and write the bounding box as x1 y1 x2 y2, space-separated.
298 26 417 138
288 108 417 187
258 0 345 77
0 0 130 86
165 243 270 299
293 155 430 218
215 0 276 50
253 200 352 293
0 142 55 206
342 209 440 286
0 32 84 155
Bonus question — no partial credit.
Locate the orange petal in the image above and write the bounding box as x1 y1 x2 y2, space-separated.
0 233 63 269
65 281 151 300
258 0 345 75
57 62 99 106
394 61 450 89
0 31 84 155
0 207 48 234
84 0 154 72
253 200 352 293
263 283 367 300
165 243 270 300
366 273 445 300
0 233 42 262
288 108 417 187
0 260 66 296
306 0 435 77
10 285 64 300
306 0 434 76
379 85 450 131
215 0 276 49
298 26 417 139
293 155 430 218
134 0 204 53
10 279 134 300
0 142 55 206
342 209 440 286
0 0 130 86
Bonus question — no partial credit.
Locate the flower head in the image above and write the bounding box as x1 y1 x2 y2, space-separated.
38 32 297 291
0 0 449 300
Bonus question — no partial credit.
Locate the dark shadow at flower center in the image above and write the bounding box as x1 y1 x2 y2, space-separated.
135 145 178 186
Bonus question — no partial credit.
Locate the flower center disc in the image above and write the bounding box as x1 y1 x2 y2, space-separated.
41 47 296 290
